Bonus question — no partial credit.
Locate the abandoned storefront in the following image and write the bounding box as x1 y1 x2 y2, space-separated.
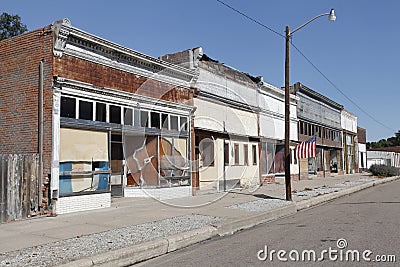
292 82 344 178
55 78 193 206
50 19 196 213
257 80 299 183
160 47 260 191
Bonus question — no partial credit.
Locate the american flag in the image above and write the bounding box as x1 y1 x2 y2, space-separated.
295 136 317 159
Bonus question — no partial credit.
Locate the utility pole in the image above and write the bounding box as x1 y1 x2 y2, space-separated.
284 26 292 201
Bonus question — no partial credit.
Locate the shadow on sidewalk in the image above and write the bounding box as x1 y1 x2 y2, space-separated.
228 191 285 201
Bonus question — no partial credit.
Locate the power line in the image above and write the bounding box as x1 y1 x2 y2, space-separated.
215 0 396 133
215 0 285 38
290 42 396 132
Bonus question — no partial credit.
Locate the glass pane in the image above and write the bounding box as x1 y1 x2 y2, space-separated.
180 116 188 131
96 103 106 122
161 113 169 129
140 110 149 128
61 96 76 118
244 144 249 165
252 145 257 165
150 112 160 129
234 144 239 165
134 109 140 127
79 100 93 120
224 143 229 165
110 105 121 124
200 139 214 167
124 108 133 126
260 142 267 174
170 115 178 131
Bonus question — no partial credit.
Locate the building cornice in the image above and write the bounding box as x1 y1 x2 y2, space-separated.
293 82 344 111
52 19 196 89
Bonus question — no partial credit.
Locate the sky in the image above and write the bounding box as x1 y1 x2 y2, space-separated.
2 0 399 142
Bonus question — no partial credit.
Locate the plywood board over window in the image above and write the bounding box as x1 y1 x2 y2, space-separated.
60 128 109 162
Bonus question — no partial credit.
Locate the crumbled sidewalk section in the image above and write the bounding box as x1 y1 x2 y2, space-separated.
335 177 377 187
294 187 344 198
0 214 223 267
294 177 378 199
227 198 292 212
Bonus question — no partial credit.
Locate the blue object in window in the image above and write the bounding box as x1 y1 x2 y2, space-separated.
59 162 73 194
97 161 109 190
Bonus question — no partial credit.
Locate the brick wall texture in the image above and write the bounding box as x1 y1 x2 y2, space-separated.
0 26 54 176
53 55 193 105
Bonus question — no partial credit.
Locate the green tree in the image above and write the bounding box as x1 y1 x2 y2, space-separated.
0 12 27 41
367 130 400 149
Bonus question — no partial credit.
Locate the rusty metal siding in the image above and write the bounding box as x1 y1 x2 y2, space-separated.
0 154 40 223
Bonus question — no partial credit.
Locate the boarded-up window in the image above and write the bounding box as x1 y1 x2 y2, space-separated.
61 96 76 118
60 128 109 162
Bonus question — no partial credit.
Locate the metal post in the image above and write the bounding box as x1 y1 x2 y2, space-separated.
285 26 292 201
38 61 44 211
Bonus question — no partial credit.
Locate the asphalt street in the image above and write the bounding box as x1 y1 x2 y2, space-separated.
137 179 400 267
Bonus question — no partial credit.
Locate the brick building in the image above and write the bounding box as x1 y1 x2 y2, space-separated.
0 19 196 214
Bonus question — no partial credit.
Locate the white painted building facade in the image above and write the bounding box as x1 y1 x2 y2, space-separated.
258 80 299 183
341 109 358 173
161 48 260 191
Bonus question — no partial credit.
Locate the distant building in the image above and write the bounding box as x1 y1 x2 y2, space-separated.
357 127 367 172
367 146 400 168
341 109 358 174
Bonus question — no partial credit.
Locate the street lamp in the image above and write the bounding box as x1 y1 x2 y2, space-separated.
284 9 336 201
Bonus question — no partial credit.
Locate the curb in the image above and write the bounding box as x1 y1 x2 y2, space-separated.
57 176 399 266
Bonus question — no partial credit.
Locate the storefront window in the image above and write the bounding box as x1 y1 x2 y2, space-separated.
199 138 214 167
61 96 76 118
96 103 106 122
124 108 133 126
274 145 284 173
59 128 109 196
79 100 93 120
170 115 179 131
260 142 275 175
109 105 121 124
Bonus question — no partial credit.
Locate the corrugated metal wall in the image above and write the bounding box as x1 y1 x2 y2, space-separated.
0 154 40 223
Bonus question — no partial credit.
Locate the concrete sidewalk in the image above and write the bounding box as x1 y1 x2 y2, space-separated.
0 173 398 266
